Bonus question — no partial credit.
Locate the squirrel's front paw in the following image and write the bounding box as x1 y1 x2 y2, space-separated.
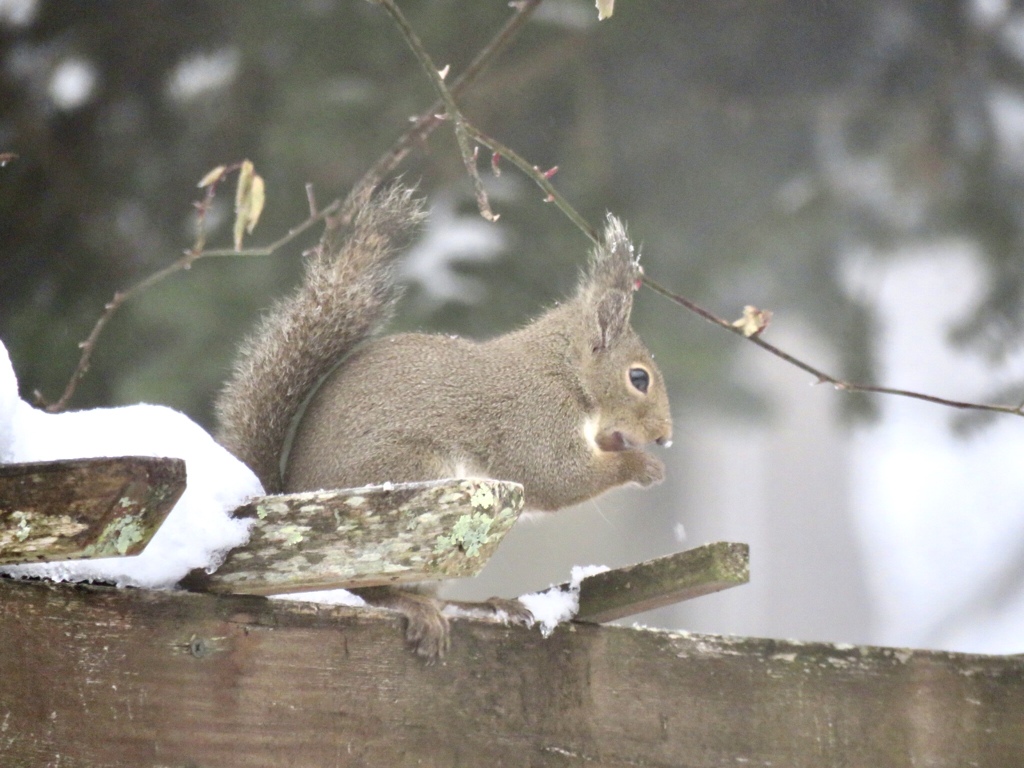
634 451 665 486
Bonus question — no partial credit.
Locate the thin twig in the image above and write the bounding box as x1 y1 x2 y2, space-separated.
642 277 1024 418
333 0 544 230
198 201 340 258
37 186 338 412
375 0 497 221
305 183 317 218
463 124 599 241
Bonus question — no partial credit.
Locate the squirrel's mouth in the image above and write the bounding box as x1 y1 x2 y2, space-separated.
595 429 672 452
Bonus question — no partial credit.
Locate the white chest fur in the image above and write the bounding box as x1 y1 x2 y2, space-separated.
581 414 602 454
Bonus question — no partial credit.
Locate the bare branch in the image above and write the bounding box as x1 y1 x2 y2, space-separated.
36 173 335 413
642 277 1024 419
466 124 599 241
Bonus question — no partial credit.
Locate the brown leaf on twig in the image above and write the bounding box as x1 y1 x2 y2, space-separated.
732 305 773 338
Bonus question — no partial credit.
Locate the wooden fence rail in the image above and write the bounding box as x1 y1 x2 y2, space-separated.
1 577 1021 767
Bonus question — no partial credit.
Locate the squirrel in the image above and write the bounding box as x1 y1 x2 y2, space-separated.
215 185 673 659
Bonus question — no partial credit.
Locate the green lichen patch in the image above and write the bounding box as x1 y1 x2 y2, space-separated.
12 511 31 542
467 483 495 510
82 515 149 558
0 509 92 554
434 512 497 558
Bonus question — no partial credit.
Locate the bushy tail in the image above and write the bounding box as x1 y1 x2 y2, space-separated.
215 185 426 492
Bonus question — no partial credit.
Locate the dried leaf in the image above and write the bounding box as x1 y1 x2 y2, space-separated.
235 160 254 210
233 160 265 250
732 305 773 338
246 174 265 234
596 0 615 20
197 164 226 188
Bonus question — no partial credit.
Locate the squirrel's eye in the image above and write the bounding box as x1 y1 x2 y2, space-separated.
628 366 650 394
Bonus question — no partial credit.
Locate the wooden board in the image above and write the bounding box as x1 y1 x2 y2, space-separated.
574 541 749 623
0 577 1020 767
189 478 524 595
0 456 185 564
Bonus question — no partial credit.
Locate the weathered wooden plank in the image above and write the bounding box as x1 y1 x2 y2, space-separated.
0 456 185 564
574 541 749 623
0 577 1020 768
193 478 524 595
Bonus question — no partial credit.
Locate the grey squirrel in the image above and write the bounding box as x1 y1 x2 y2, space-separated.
215 185 672 658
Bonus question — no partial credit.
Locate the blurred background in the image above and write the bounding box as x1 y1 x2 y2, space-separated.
2 0 1023 654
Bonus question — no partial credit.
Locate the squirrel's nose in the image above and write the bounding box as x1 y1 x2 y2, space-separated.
654 421 673 448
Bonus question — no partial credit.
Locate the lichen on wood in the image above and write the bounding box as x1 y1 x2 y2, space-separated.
0 456 185 564
574 541 750 623
200 478 524 595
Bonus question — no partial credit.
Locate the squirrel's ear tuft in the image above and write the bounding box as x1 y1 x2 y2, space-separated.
589 214 641 293
582 214 641 350
593 289 631 350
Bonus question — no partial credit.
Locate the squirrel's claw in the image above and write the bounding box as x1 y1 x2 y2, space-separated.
483 596 535 627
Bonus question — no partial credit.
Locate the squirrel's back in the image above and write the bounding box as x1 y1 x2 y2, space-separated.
283 319 588 504
215 186 426 492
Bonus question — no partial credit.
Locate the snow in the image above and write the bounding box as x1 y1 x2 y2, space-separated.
0 0 38 29
0 339 261 588
167 48 241 102
47 57 97 111
270 589 365 607
515 589 575 637
517 564 610 637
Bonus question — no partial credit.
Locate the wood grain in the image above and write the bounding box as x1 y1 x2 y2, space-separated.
0 577 1020 767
